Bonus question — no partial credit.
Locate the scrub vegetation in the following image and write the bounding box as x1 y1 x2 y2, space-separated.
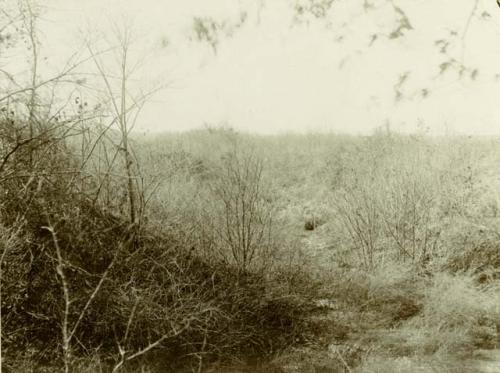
2 123 500 372
1 1 499 372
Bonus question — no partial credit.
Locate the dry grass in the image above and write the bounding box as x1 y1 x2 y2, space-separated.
3 124 500 371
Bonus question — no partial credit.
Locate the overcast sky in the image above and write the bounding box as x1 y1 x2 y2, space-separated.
39 0 500 135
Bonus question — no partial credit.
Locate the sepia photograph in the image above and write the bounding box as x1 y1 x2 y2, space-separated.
1 0 500 371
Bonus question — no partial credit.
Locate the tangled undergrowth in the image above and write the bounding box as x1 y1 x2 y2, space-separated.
0 119 320 372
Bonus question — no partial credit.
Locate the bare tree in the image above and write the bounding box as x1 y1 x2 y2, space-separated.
20 0 40 144
87 23 164 226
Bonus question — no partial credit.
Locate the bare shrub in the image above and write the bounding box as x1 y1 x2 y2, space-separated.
208 147 275 274
333 133 441 268
379 166 440 264
335 182 383 270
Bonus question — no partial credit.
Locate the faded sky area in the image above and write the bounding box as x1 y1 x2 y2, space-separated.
40 0 500 134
